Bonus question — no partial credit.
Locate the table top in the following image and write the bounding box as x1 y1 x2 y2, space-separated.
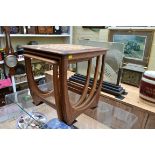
22 44 107 56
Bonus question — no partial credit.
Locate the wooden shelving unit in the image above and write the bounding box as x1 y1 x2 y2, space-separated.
0 26 73 93
15 75 45 85
0 34 71 37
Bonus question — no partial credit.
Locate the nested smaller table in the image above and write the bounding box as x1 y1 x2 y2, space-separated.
23 44 107 125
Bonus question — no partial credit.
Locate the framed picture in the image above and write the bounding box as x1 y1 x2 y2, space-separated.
108 29 154 66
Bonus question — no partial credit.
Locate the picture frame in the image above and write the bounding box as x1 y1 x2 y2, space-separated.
108 29 154 67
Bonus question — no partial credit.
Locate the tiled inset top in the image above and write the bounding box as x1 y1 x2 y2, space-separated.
22 44 107 55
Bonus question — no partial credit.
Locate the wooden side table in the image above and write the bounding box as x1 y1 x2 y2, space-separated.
23 44 107 125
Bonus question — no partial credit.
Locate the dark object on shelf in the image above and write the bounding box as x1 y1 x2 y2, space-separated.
61 26 69 34
0 66 5 80
15 64 26 75
53 26 62 34
0 53 2 61
0 49 4 61
1 62 7 79
0 87 12 107
2 52 5 60
69 73 125 98
9 26 24 34
37 26 54 34
0 27 2 34
16 45 24 55
0 49 5 60
37 26 46 34
25 26 37 34
121 63 145 87
28 41 38 45
46 26 54 34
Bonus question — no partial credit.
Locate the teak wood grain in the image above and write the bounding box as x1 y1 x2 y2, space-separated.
23 44 107 125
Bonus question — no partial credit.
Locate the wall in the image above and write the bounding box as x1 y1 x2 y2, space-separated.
148 33 155 70
73 26 108 43
73 26 155 70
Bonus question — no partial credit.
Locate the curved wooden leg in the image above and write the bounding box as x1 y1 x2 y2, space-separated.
74 56 101 110
56 57 74 124
66 55 105 124
32 94 43 105
25 57 54 105
75 59 92 106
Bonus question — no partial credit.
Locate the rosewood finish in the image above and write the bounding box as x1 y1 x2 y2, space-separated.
23 44 107 125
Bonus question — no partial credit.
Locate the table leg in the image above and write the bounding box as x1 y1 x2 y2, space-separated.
57 57 73 124
25 57 54 106
53 55 105 125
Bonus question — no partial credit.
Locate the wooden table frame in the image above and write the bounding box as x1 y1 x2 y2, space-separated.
23 44 107 125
